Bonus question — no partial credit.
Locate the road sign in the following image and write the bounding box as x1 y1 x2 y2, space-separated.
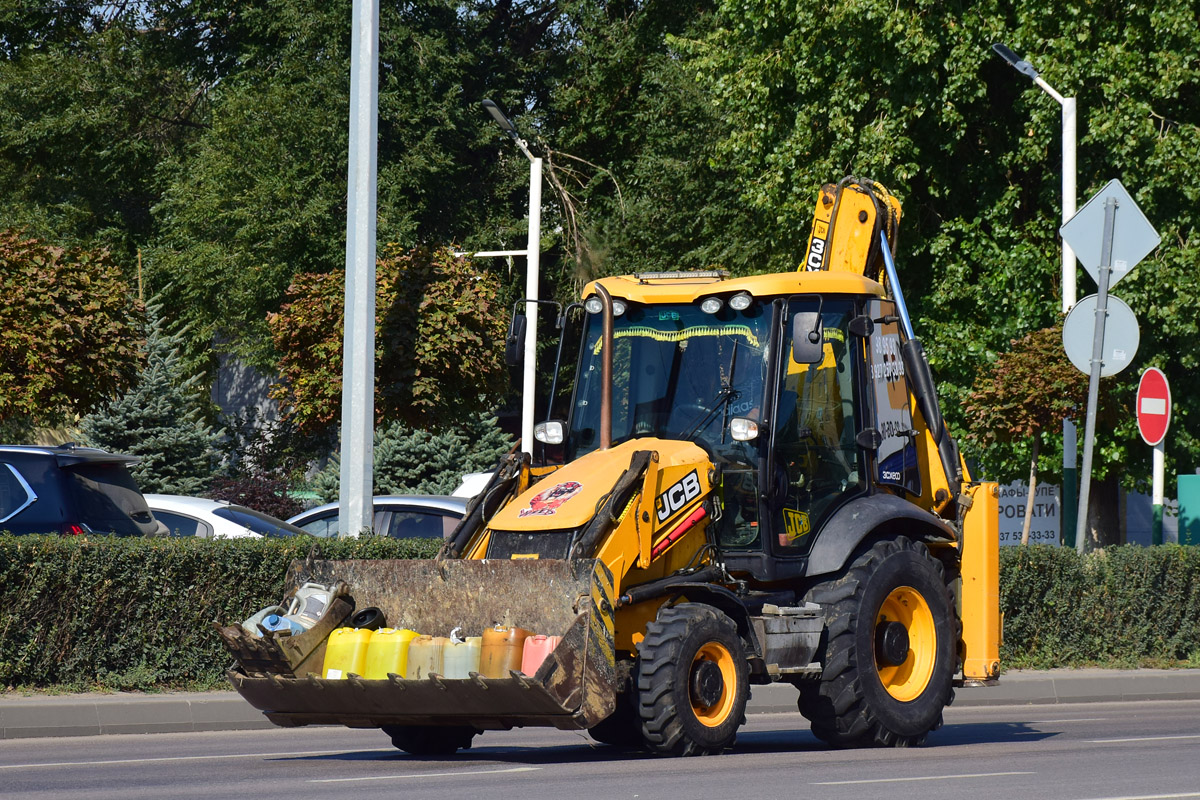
1062 293 1140 376
1137 367 1171 446
1060 179 1161 288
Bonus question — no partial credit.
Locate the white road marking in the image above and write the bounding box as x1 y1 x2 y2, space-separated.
812 771 1034 785
1070 794 1200 800
0 749 389 770
1090 734 1200 744
1031 718 1111 724
309 766 542 783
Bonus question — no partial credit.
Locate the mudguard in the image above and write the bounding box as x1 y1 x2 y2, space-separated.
806 494 957 577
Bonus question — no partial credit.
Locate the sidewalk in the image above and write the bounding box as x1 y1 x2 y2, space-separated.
5 669 1200 740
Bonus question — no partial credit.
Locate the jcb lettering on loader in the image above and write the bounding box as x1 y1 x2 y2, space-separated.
222 177 1000 757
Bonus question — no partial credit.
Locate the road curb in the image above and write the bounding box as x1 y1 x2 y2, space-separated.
5 669 1200 740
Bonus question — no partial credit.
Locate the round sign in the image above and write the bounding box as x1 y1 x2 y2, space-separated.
1062 294 1140 377
1136 367 1171 446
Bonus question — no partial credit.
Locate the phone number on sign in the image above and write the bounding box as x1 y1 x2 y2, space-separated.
999 530 1059 545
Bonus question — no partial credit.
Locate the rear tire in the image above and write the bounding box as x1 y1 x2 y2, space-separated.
636 603 749 756
381 724 478 755
799 536 956 747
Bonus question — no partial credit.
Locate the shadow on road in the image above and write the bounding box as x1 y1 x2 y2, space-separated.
272 718 1053 766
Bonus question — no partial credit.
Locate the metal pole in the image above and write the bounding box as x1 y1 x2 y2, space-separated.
1152 440 1165 545
1075 197 1118 554
1061 96 1079 547
337 0 379 538
521 157 543 456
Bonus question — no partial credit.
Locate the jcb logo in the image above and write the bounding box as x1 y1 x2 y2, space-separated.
783 509 811 542
805 237 826 271
656 470 702 523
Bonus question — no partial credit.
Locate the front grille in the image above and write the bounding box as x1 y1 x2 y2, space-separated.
486 530 575 560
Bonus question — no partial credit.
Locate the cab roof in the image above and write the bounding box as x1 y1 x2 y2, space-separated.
583 270 887 305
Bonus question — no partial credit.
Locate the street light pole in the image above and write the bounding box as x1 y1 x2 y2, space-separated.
992 43 1080 546
482 99 543 456
338 0 379 538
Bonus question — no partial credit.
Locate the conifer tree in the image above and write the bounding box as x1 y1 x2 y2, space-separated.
312 414 514 501
81 303 221 494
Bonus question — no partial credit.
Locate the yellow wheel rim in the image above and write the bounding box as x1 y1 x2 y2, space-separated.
691 641 738 727
875 585 936 702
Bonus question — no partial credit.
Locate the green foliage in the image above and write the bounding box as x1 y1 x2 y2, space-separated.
0 534 439 691
4 537 1199 691
0 7 206 257
310 414 514 501
964 324 1096 482
145 0 575 374
1000 545 1200 668
683 0 1200 485
270 246 510 434
0 231 143 426
80 302 220 495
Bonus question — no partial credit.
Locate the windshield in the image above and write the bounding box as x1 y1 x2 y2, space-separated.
567 300 771 462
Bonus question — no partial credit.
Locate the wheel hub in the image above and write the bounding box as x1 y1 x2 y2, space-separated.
690 658 725 708
875 620 910 667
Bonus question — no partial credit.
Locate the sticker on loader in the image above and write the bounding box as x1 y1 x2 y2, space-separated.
519 481 583 517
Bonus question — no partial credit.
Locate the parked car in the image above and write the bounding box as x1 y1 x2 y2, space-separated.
287 495 467 539
0 444 166 536
144 495 305 539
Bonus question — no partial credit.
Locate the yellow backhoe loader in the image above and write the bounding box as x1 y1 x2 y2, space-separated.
221 178 1000 756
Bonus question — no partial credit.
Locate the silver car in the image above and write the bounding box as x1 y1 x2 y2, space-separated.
287 495 467 539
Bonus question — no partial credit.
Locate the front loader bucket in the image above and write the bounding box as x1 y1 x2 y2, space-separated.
220 558 618 731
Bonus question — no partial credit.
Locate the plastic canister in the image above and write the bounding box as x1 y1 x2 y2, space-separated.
363 628 420 679
323 627 374 679
405 635 449 680
480 626 531 678
443 636 482 678
286 582 334 628
259 613 306 636
520 634 561 676
241 605 285 637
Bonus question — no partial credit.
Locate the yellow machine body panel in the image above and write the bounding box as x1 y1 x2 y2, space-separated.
960 481 1001 682
584 270 886 306
803 180 902 277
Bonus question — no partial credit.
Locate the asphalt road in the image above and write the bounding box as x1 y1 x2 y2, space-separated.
5 700 1200 800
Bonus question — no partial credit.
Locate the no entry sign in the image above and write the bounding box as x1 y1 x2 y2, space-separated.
1136 367 1171 446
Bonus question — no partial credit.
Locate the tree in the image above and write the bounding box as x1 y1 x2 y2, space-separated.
0 5 212 260
269 245 510 435
678 0 1200 502
964 326 1090 544
0 231 143 428
80 303 221 495
310 414 514 501
147 0 577 375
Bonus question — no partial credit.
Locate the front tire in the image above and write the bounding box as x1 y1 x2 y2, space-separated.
381 724 478 755
799 536 956 747
636 603 749 756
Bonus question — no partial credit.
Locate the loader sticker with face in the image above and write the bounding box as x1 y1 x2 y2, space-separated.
518 481 584 517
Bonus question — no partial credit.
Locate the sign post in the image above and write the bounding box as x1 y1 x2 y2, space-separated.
1137 367 1172 545
1060 179 1160 553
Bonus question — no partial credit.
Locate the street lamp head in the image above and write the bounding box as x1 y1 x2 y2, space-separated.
482 99 519 136
992 42 1039 81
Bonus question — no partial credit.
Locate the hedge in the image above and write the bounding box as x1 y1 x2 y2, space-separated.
0 534 440 691
2 538 1199 691
1000 544 1200 669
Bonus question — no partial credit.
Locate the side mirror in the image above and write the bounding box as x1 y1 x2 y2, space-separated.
791 311 824 364
504 313 527 367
